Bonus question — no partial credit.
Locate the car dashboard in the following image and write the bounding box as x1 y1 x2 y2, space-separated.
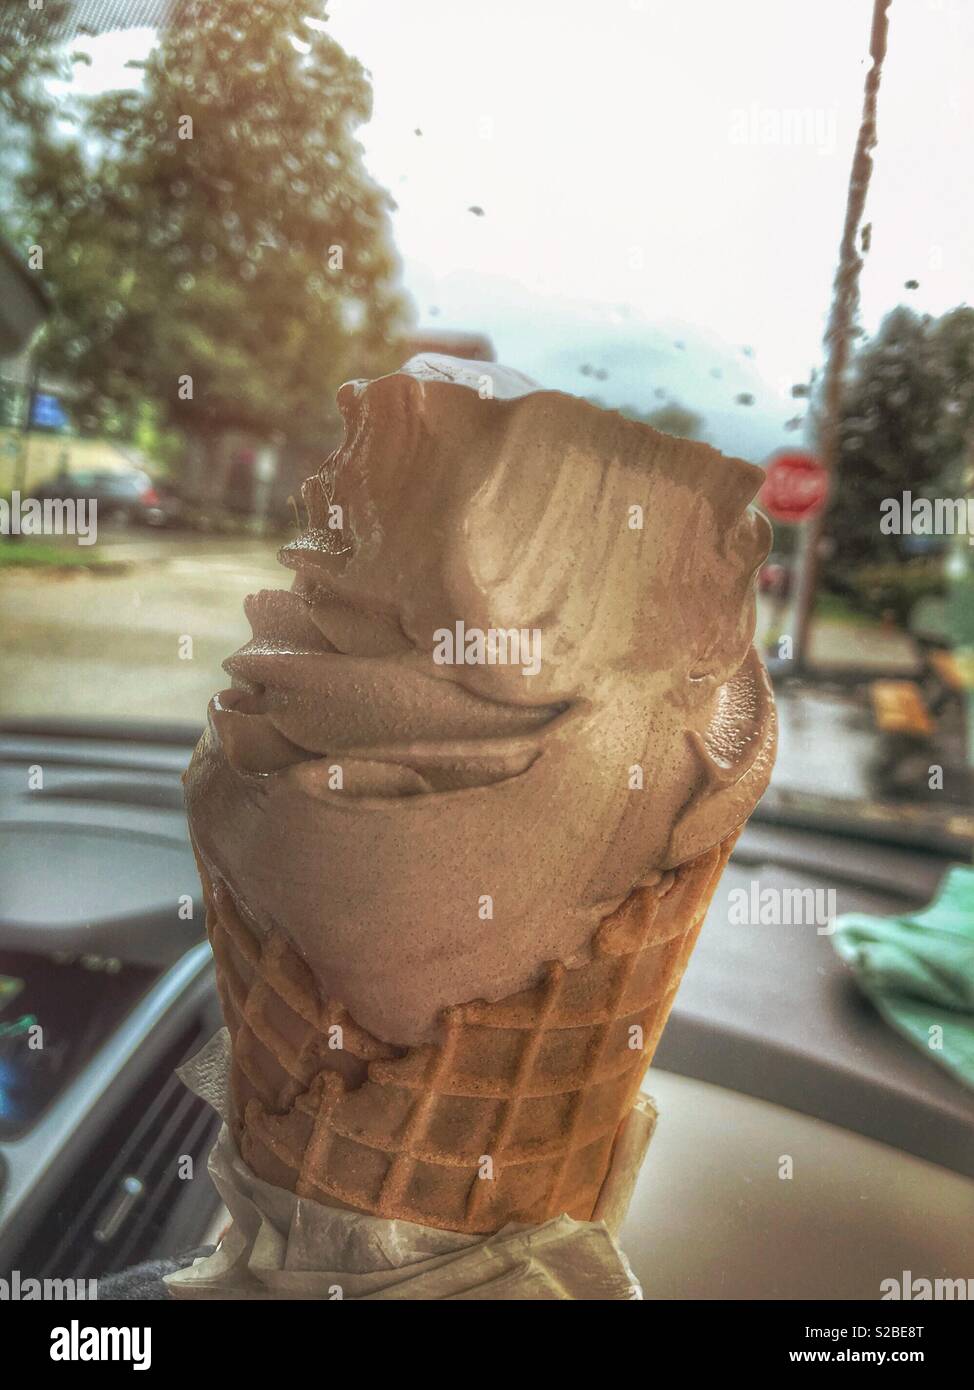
0 721 971 1295
0 724 222 1281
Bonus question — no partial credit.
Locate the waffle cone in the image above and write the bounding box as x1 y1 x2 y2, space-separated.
199 831 737 1234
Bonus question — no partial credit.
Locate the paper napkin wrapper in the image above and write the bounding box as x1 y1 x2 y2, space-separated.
165 1029 655 1301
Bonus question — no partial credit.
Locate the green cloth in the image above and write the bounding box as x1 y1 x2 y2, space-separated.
832 866 974 1092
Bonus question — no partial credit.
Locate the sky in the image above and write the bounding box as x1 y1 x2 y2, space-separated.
66 0 973 461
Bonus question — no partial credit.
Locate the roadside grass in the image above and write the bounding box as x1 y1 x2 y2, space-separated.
814 591 876 626
0 540 121 571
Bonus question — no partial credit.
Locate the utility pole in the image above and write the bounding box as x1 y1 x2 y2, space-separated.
792 0 893 671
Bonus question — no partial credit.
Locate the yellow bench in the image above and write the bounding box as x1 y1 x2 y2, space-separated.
870 680 936 736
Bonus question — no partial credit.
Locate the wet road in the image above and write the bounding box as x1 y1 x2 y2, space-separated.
0 536 281 722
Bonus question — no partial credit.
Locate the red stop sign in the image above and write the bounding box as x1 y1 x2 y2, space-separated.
759 451 830 524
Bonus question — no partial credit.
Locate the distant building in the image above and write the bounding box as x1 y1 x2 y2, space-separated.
0 240 49 360
0 1 182 42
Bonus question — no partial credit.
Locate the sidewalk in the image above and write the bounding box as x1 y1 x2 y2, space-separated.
756 596 919 677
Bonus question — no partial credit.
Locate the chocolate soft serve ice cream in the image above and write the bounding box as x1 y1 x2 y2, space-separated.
186 354 775 1051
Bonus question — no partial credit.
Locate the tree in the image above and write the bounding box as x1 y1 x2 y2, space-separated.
588 397 704 440
0 0 75 189
9 0 411 478
640 402 703 440
824 305 974 576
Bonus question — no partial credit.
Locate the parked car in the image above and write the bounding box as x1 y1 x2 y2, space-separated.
27 469 173 528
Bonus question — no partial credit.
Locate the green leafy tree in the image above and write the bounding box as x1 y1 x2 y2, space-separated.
0 1 76 190
10 0 411 478
640 401 703 440
825 305 974 578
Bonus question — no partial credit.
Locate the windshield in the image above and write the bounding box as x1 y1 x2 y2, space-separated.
0 0 971 850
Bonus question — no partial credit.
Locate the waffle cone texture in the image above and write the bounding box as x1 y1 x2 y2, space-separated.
200 832 737 1234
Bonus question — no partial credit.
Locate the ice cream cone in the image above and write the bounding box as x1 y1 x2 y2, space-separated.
197 829 738 1235
185 353 776 1242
